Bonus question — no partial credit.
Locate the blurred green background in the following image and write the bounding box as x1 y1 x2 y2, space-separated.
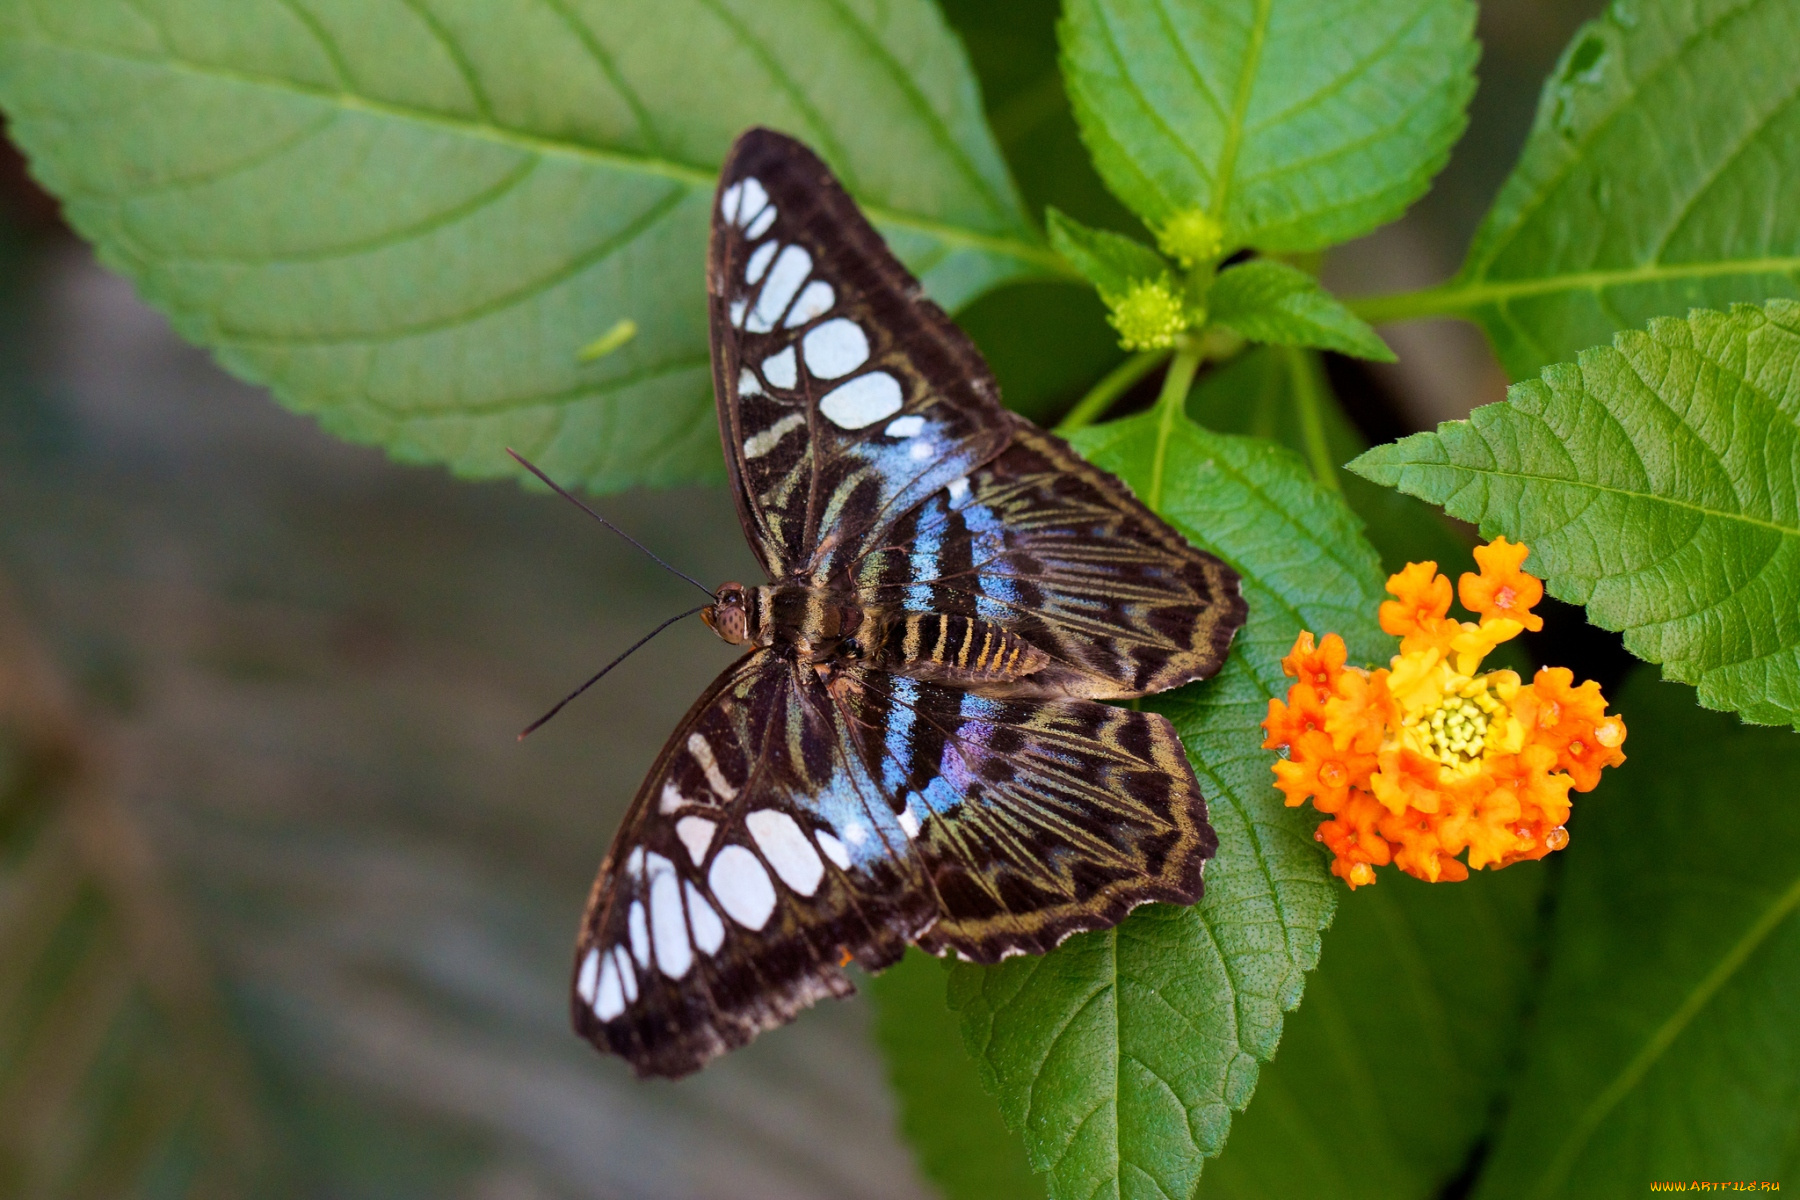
0 1 1605 1195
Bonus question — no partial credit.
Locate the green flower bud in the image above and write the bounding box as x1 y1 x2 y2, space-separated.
1157 209 1226 269
1105 277 1187 350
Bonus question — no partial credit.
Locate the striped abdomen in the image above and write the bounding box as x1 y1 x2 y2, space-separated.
874 613 1050 685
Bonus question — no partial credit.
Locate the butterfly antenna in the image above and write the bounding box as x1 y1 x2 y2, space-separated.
519 604 710 740
506 449 716 599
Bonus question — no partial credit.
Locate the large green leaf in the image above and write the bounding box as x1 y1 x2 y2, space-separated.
1362 0 1800 379
946 408 1389 1199
1472 672 1800 1199
1198 866 1543 1199
1057 0 1477 252
1350 301 1800 729
868 952 1043 1200
0 0 1054 492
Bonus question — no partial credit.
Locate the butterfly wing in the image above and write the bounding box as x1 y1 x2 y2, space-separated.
708 129 1013 583
572 650 937 1078
574 650 1216 1075
847 422 1247 699
833 667 1215 962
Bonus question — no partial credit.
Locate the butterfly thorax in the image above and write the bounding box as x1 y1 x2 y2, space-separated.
704 580 861 663
705 580 1050 684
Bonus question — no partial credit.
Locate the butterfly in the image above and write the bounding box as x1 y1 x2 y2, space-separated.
569 129 1247 1078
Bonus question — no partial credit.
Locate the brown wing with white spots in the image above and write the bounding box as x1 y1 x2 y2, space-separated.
708 129 1013 584
573 649 1218 1077
571 651 936 1078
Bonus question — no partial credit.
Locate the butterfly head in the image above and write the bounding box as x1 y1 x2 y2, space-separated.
702 582 754 646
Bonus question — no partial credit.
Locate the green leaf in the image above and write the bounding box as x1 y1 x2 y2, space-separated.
1199 866 1544 1200
1210 261 1395 361
0 0 1056 493
1046 206 1169 298
1471 671 1800 1199
1057 0 1477 252
868 951 1044 1200
947 408 1390 1199
1401 0 1800 379
1350 300 1800 729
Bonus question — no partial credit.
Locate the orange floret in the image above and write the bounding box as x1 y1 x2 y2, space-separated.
1523 667 1627 791
1458 536 1545 631
1379 561 1452 639
1261 538 1625 889
1280 630 1348 704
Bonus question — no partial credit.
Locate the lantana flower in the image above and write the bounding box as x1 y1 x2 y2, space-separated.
1262 537 1626 888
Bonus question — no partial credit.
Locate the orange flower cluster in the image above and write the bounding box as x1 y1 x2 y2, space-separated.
1262 538 1626 888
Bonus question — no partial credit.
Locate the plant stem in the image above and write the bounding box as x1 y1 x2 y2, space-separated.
1054 348 1170 435
1346 281 1480 324
1285 346 1340 491
1145 338 1205 511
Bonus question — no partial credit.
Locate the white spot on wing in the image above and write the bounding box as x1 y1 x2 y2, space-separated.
613 946 638 1002
748 809 825 896
729 298 747 328
709 844 777 929
649 857 692 978
908 440 932 460
747 246 811 332
783 280 834 327
686 881 726 954
659 781 687 814
594 948 625 1019
746 204 777 238
625 847 645 879
762 346 797 389
627 900 650 967
843 820 868 846
820 372 904 429
816 830 851 870
686 732 738 801
737 367 763 397
885 415 924 438
802 318 870 379
898 808 920 838
728 177 767 227
743 411 805 459
676 816 717 865
744 240 777 284
576 947 600 1004
947 476 970 503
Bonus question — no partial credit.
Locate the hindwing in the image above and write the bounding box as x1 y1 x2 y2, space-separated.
833 668 1214 962
847 423 1247 699
709 130 1012 584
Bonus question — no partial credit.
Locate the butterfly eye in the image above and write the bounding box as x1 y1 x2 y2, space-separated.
839 637 865 660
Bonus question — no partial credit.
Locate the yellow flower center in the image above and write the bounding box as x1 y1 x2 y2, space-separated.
1421 694 1492 765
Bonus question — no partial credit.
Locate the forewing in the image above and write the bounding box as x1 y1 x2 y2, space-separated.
835 668 1217 962
847 423 1247 699
708 129 1012 582
572 651 935 1078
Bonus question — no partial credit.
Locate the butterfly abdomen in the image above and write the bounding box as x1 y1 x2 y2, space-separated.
874 613 1050 685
